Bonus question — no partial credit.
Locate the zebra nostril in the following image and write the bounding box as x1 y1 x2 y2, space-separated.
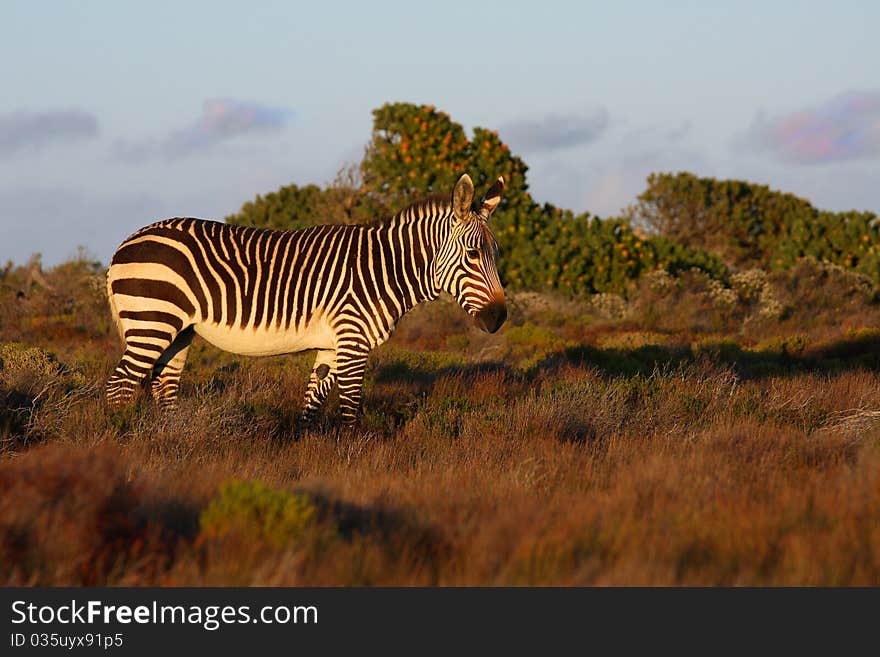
475 301 507 334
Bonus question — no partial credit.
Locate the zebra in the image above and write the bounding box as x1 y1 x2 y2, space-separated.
105 173 507 425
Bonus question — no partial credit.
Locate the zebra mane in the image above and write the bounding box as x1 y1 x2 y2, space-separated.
383 192 499 254
386 193 453 224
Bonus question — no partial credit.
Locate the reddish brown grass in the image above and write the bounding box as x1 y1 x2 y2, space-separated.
1 259 880 585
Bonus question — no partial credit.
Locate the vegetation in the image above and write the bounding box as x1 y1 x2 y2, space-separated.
2 253 880 585
632 171 880 276
199 480 326 547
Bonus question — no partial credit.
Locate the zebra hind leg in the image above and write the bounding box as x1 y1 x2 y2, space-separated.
150 326 195 411
106 363 148 407
298 349 337 429
106 329 180 407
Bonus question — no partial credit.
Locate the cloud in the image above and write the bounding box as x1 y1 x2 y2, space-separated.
164 98 294 158
665 120 693 143
617 120 693 150
741 90 880 164
110 138 158 164
0 109 99 156
112 99 295 163
500 110 609 153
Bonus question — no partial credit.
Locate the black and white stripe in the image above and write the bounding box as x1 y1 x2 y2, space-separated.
105 174 507 424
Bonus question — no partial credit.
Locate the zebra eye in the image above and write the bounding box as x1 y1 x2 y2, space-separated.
466 249 480 259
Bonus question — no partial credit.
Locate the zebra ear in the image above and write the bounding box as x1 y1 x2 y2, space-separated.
480 176 505 218
452 173 475 221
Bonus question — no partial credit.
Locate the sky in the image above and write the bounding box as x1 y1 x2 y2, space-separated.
1 0 879 265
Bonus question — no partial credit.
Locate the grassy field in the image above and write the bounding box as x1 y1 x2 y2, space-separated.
2 256 879 585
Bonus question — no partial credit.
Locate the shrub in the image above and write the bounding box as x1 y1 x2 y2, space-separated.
754 334 808 357
502 323 570 368
632 171 880 279
630 268 740 334
1 253 111 345
199 480 322 547
0 343 82 448
590 293 628 320
0 342 61 383
596 331 669 350
691 337 743 362
730 269 767 303
765 258 878 333
225 169 377 231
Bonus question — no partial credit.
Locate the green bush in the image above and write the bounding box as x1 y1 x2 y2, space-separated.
691 337 743 362
227 183 332 230
632 171 880 276
754 334 808 356
199 480 320 547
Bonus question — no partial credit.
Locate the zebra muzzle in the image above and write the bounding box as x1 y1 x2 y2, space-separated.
475 300 507 334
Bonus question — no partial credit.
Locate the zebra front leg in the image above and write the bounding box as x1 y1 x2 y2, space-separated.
150 326 195 410
299 349 337 428
336 346 370 426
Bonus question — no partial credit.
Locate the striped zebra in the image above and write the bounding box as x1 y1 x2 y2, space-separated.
105 173 507 425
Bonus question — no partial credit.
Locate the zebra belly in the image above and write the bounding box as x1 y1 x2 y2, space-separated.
193 319 335 357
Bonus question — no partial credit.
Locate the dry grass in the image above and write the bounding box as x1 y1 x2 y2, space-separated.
1 259 880 585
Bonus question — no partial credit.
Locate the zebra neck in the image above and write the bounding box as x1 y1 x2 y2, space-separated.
381 210 452 319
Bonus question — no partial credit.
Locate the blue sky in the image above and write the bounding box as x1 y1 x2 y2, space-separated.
2 0 879 264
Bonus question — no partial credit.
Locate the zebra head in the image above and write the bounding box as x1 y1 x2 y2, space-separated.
435 174 508 333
